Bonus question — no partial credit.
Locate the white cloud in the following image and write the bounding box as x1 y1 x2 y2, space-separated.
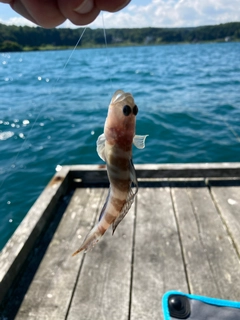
0 16 36 27
1 0 240 29
88 0 240 28
171 0 240 27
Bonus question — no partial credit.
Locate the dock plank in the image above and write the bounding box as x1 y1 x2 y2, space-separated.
1 164 240 320
0 167 70 305
210 181 240 257
14 188 104 320
130 186 188 320
172 183 219 297
172 182 240 300
67 189 135 320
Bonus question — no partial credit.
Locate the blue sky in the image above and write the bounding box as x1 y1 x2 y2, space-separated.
0 0 240 28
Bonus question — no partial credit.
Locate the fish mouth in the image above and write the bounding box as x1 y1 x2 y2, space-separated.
111 90 134 104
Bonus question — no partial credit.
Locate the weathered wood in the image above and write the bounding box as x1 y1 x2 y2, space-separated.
1 164 240 320
67 189 135 320
171 183 219 297
172 182 240 300
69 163 240 185
209 181 240 257
0 167 70 305
130 187 188 320
11 188 104 320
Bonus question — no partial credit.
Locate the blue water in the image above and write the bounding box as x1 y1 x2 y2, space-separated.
0 42 240 251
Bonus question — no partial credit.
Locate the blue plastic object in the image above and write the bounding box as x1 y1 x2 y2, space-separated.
162 291 240 320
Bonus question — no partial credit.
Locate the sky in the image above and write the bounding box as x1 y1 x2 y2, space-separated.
0 0 240 29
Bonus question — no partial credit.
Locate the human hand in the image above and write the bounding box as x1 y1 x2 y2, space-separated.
1 0 130 28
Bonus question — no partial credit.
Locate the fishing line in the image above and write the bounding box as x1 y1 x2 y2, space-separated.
0 27 87 192
221 116 240 143
56 27 86 83
102 12 113 90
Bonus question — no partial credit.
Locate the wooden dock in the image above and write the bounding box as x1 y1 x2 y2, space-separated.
0 163 240 320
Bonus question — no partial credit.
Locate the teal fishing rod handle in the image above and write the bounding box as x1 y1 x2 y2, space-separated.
162 291 240 320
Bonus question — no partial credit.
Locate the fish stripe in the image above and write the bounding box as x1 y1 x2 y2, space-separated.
111 196 126 211
109 154 130 170
103 211 117 224
107 167 129 181
98 224 107 235
110 178 130 192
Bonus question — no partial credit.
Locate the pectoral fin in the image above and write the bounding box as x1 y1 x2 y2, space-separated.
133 135 148 149
96 133 106 161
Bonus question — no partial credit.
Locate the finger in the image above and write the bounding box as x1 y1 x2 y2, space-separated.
58 0 100 26
10 0 66 28
95 0 131 12
8 0 37 25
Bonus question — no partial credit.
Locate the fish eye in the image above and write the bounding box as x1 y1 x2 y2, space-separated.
123 105 131 116
133 105 138 116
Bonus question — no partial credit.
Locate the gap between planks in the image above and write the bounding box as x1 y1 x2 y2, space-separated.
64 188 106 320
207 182 240 261
170 187 191 293
172 179 240 300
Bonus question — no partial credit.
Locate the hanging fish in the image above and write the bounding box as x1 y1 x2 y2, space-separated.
73 90 148 255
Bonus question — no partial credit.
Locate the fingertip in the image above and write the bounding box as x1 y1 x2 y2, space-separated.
32 14 66 28
36 17 66 29
95 0 131 12
74 0 94 14
10 0 66 28
58 0 100 26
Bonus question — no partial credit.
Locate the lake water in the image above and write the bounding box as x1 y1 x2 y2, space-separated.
0 42 240 250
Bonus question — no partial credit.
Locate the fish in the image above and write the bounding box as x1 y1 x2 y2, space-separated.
72 90 148 256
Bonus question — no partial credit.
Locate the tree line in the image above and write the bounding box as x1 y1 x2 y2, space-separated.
0 22 240 52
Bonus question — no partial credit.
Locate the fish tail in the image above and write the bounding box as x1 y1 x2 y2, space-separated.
72 225 103 256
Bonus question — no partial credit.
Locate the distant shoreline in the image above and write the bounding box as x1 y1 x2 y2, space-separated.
1 21 240 52
20 39 240 53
